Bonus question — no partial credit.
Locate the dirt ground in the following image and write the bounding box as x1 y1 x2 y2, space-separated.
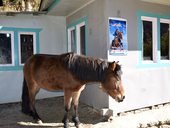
0 96 170 128
0 96 108 128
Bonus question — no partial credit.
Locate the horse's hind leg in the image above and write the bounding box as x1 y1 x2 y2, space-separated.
72 86 85 128
62 90 73 128
28 84 41 123
72 92 81 128
22 78 41 123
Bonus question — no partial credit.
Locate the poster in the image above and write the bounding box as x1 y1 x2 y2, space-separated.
108 17 127 55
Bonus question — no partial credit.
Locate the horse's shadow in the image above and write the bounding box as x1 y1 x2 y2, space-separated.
17 97 109 127
0 97 108 128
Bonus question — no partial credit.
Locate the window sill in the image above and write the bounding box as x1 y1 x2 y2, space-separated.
137 62 170 68
160 60 170 63
0 66 23 71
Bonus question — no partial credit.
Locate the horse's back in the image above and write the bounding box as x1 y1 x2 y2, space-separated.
23 53 81 90
24 54 66 76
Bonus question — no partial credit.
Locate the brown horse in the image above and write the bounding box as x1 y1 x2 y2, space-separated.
21 52 125 128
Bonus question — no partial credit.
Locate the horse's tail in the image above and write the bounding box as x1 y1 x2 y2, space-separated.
21 77 30 115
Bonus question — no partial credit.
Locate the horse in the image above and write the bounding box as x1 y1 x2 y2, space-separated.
21 52 125 128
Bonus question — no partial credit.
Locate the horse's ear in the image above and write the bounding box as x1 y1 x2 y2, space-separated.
111 61 116 71
111 61 119 71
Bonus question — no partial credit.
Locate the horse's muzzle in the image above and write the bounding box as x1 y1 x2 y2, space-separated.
118 95 125 102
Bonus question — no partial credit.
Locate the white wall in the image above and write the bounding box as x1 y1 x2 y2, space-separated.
67 0 109 109
0 15 66 104
67 0 170 113
106 0 170 113
108 51 170 113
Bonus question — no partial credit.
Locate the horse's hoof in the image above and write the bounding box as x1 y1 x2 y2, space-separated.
76 123 82 128
72 116 80 127
62 118 69 128
64 123 69 128
37 119 43 124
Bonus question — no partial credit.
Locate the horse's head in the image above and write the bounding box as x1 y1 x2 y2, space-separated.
101 61 125 102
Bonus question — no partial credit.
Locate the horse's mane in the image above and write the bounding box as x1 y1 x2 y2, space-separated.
62 52 109 82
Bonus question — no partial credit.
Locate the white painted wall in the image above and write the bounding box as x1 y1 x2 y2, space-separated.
106 0 170 113
108 51 170 113
67 0 170 113
0 15 66 104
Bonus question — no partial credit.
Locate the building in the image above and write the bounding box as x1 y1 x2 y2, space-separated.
0 0 170 114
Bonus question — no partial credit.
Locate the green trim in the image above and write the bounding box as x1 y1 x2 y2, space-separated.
67 16 88 55
67 17 88 29
0 66 22 71
36 31 40 53
136 11 170 19
14 31 19 67
0 27 42 71
137 16 143 65
137 63 170 68
137 11 170 68
47 0 61 13
66 27 68 52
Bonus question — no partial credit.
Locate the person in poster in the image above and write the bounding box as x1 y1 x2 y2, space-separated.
109 18 127 55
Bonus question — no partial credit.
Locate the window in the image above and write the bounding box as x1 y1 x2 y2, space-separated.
19 32 36 65
80 25 86 55
67 17 88 55
0 31 14 66
71 29 76 52
0 27 41 71
141 16 158 63
138 12 170 67
67 27 76 53
143 21 153 60
160 19 170 60
76 21 86 55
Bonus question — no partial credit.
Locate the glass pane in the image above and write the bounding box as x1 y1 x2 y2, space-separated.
80 25 86 55
160 23 169 60
71 29 76 52
20 34 34 64
0 33 12 64
143 21 153 60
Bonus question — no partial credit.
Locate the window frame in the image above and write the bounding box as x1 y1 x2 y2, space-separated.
0 31 15 67
137 11 170 68
18 32 37 66
141 16 158 64
67 16 88 55
160 18 170 63
67 26 76 52
76 21 86 55
0 27 41 71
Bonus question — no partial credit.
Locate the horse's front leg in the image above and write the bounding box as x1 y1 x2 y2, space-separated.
62 90 72 128
72 94 80 128
72 86 85 128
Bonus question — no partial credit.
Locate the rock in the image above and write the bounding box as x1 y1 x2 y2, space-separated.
138 123 147 128
160 125 170 128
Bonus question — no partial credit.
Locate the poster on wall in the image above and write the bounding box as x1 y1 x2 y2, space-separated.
108 17 128 55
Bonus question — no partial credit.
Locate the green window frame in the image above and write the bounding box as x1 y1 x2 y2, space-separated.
67 16 88 55
0 26 41 71
137 11 170 68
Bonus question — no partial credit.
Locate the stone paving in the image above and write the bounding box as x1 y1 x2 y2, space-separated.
92 103 170 128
